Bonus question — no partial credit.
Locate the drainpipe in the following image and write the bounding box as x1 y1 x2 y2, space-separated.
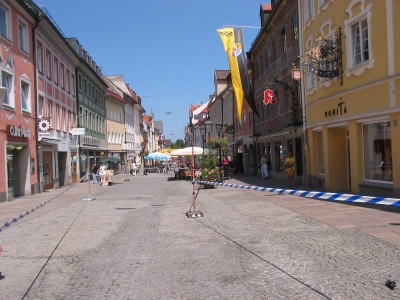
298 0 309 185
33 11 44 194
74 66 82 180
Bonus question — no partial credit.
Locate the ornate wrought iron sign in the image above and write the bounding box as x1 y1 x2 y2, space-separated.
294 28 343 84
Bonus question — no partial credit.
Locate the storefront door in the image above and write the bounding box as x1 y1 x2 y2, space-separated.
58 152 67 187
7 148 14 199
295 138 303 176
42 151 54 190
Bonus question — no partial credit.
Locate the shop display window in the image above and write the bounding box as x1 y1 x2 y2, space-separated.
363 121 392 182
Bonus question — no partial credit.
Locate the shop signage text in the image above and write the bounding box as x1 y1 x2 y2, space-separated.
81 136 100 146
8 125 31 138
38 132 51 140
325 100 347 118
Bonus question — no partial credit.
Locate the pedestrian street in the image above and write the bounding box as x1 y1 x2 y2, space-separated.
1 173 400 299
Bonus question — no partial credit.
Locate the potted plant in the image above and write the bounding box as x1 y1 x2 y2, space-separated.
208 136 228 152
198 137 228 188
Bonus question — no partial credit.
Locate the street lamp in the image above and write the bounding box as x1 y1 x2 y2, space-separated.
200 126 206 154
141 143 146 165
124 140 130 181
205 120 213 145
215 123 223 181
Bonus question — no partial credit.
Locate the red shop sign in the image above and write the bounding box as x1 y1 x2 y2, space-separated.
263 89 278 105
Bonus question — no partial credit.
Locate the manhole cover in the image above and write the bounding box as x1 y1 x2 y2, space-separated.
116 208 136 210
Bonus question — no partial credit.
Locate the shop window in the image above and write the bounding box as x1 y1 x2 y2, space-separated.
61 108 65 132
344 0 374 77
66 69 70 93
305 0 314 24
292 12 299 41
55 105 59 130
53 57 58 84
36 43 43 73
317 131 324 173
281 27 287 53
363 121 392 182
21 80 30 112
38 96 44 117
78 74 82 90
18 18 29 54
2 71 13 107
0 2 11 41
45 50 51 79
60 64 64 89
71 74 75 96
284 89 290 112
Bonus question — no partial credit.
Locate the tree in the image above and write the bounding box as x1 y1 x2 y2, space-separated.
171 139 185 149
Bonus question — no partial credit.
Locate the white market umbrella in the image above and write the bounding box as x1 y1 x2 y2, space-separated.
145 151 169 160
170 147 209 156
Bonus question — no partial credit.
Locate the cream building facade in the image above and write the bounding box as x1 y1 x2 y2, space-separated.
301 0 400 197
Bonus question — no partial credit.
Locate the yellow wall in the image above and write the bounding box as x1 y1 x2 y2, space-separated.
393 0 400 73
307 83 391 125
303 0 400 194
105 98 125 151
348 120 363 193
305 0 390 106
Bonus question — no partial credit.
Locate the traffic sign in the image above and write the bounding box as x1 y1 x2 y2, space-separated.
69 128 85 135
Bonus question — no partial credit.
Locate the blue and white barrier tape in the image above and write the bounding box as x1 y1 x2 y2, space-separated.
0 175 87 232
194 180 400 207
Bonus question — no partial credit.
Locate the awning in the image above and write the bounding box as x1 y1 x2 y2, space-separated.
80 145 109 151
227 139 242 148
41 138 61 145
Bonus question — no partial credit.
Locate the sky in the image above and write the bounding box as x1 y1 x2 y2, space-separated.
35 0 268 142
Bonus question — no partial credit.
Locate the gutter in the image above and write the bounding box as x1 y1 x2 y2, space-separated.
32 10 44 193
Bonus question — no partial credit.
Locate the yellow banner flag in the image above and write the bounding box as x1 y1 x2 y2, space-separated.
217 28 258 122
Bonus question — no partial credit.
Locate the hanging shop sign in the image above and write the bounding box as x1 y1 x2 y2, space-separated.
38 119 51 131
7 125 31 138
294 28 343 84
291 68 302 81
263 89 278 105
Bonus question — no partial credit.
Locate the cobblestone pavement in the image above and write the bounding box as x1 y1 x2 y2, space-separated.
0 173 400 299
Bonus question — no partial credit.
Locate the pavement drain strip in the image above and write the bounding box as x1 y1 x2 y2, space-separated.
115 208 136 210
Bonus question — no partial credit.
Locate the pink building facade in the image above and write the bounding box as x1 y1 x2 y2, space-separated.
0 0 38 201
35 9 80 190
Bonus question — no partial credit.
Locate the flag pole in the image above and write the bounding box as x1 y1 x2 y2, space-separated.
186 112 203 218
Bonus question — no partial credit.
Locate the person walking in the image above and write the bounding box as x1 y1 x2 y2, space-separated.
92 163 99 184
98 163 107 185
131 162 137 176
261 154 268 179
285 151 295 188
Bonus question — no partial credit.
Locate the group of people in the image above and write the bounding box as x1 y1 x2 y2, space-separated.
91 163 107 184
260 152 295 188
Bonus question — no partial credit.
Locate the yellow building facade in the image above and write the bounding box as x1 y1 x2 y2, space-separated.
301 0 400 197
